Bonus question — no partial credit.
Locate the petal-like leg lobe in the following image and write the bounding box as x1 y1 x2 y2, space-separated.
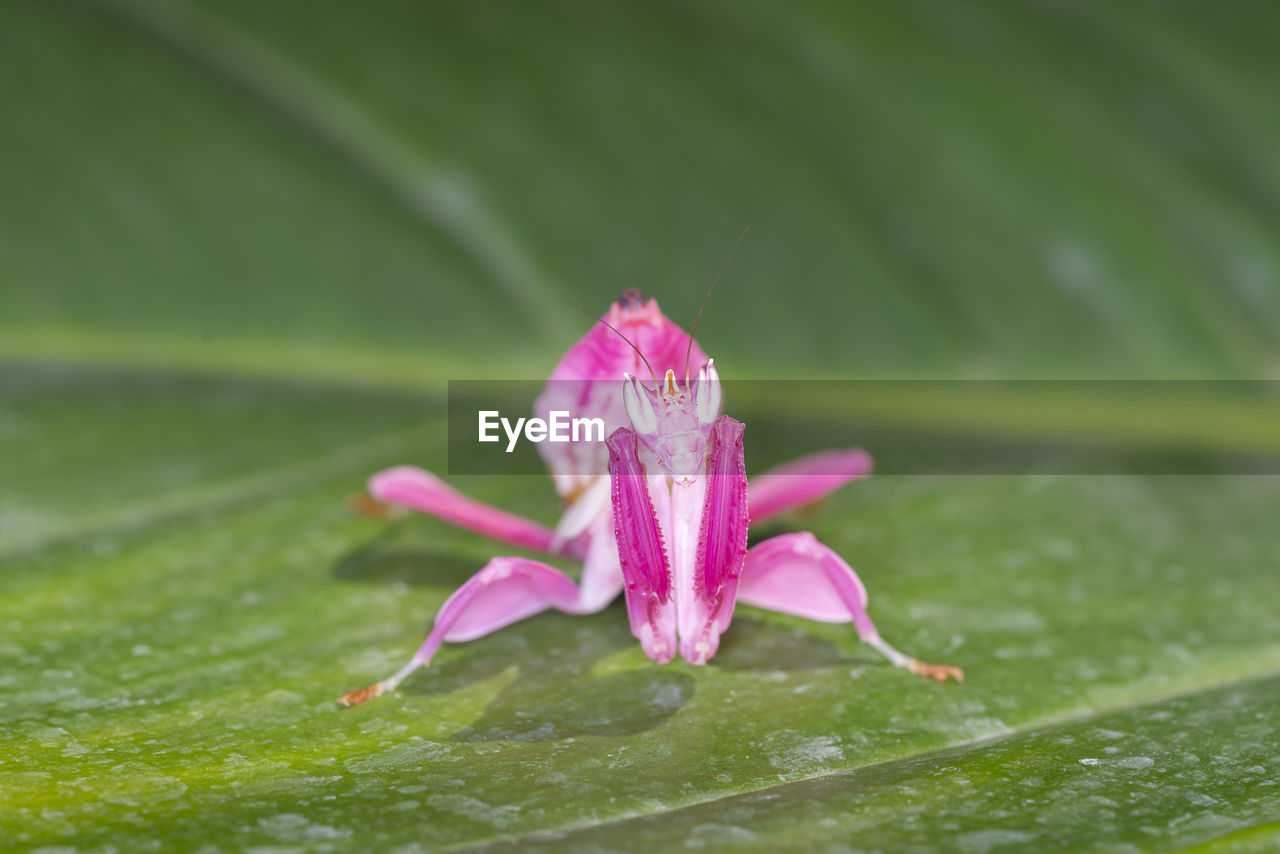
748 449 872 523
338 555 614 706
737 533 962 682
368 466 564 555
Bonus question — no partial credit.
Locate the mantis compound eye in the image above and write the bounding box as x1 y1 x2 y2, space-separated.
694 359 721 426
622 373 659 434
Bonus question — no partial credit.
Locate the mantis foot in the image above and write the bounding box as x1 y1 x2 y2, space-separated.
337 681 387 707
909 659 965 682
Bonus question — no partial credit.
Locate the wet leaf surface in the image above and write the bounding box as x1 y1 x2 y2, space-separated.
4 374 1280 851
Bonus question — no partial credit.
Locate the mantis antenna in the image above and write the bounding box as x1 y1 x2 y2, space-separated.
542 282 660 389
684 227 749 386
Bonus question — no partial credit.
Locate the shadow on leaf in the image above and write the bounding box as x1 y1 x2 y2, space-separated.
395 608 695 742
713 616 846 672
455 669 696 742
331 528 481 588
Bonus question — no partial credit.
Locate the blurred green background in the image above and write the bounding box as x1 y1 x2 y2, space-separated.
8 0 1280 381
3 2 1280 852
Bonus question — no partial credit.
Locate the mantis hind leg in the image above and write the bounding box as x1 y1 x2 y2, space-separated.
365 466 568 556
735 532 963 682
747 448 872 523
338 549 623 706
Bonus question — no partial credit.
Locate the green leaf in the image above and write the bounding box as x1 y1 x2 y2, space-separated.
6 370 1280 851
3 1 1280 852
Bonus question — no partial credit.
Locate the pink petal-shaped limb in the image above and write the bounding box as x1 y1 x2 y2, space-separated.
338 536 624 706
671 416 749 664
747 448 873 523
736 532 963 682
368 465 575 557
606 427 678 663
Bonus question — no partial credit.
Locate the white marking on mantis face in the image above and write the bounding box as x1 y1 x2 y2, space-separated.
622 360 722 481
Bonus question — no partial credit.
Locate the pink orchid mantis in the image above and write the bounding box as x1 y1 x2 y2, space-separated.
339 290 961 706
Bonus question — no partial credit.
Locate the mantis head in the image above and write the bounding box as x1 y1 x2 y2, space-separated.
621 360 722 481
